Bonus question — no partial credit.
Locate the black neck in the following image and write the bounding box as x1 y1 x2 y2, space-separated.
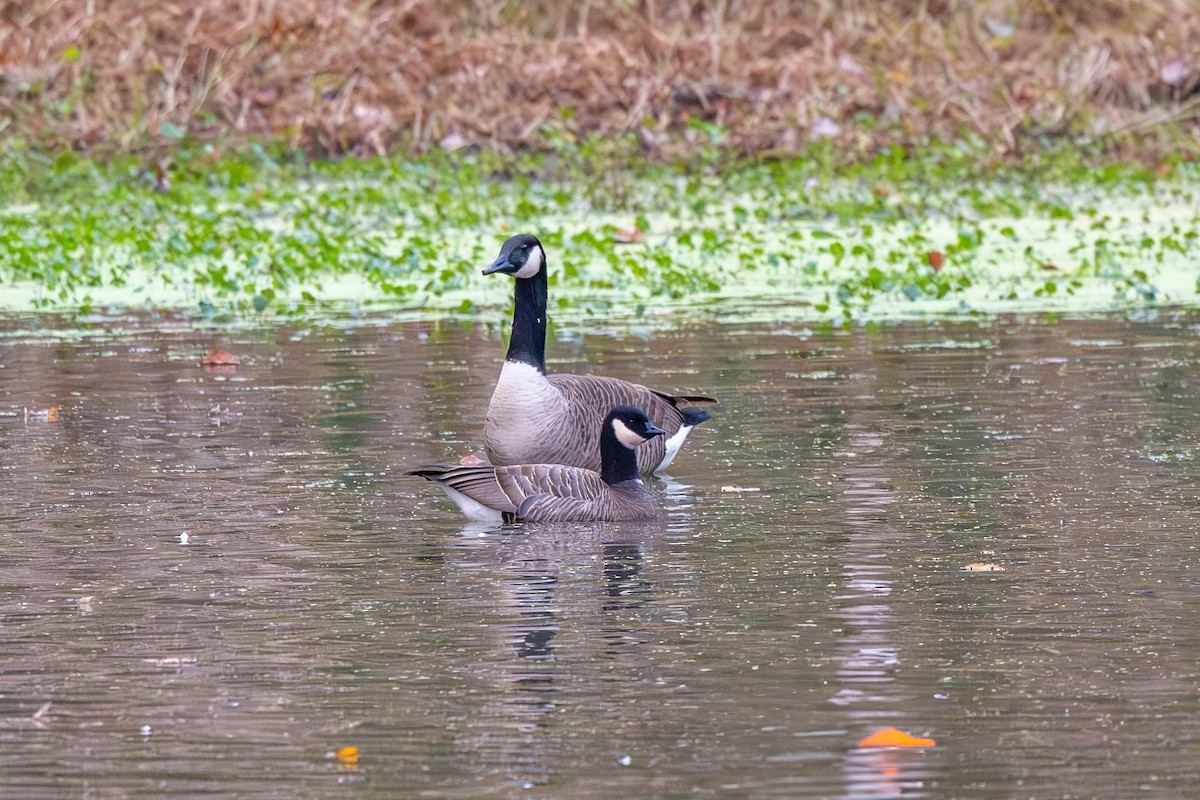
504 269 547 373
600 424 640 485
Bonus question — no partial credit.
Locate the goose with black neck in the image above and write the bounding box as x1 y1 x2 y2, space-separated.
412 405 667 523
481 233 714 475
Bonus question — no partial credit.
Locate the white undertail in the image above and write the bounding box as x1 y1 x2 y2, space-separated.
654 423 695 474
438 486 505 524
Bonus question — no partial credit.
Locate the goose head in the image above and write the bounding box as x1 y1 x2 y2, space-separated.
483 234 545 280
601 405 666 485
608 406 667 449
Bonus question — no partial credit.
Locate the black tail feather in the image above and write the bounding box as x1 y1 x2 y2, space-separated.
409 464 451 480
652 390 718 405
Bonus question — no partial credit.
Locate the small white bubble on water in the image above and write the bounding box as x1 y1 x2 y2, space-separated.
619 754 632 766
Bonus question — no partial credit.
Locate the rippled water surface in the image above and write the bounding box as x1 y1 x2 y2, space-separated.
1 311 1197 799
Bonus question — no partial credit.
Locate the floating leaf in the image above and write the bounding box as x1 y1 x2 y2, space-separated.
927 251 944 271
335 746 359 766
858 727 936 748
458 453 485 466
962 562 1005 572
200 349 240 367
24 406 61 422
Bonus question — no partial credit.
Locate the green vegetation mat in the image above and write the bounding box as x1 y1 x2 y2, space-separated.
2 142 1198 325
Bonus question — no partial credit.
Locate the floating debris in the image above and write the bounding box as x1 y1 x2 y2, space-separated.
857 727 936 748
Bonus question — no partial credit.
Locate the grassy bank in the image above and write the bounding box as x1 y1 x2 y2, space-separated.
2 1 1199 161
2 142 1198 324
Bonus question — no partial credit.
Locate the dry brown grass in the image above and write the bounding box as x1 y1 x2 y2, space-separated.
2 0 1198 160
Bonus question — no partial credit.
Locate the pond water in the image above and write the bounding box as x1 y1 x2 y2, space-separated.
1 310 1197 799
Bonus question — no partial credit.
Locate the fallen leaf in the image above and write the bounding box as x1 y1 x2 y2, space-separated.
614 226 644 244
152 163 171 193
858 727 936 748
962 562 1005 572
926 251 944 271
24 406 60 423
335 745 359 767
458 453 485 466
1039 262 1060 271
721 485 761 493
201 349 240 367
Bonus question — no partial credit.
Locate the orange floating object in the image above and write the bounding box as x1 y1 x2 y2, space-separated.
335 745 359 766
200 349 240 367
857 727 936 748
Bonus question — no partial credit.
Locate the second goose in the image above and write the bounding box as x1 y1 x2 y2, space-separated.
482 233 714 474
412 405 665 523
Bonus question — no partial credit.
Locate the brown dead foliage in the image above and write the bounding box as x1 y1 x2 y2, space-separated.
1 0 1198 160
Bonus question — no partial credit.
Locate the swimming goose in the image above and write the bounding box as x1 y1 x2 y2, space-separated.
482 233 714 474
412 405 666 523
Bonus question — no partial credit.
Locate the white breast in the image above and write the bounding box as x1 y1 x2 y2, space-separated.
485 361 569 461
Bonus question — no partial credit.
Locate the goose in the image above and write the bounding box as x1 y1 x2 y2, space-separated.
412 405 666 523
482 233 714 474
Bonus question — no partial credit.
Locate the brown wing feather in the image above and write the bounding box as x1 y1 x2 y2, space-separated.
493 463 609 504
516 494 601 523
547 373 704 472
410 463 519 513
414 462 659 522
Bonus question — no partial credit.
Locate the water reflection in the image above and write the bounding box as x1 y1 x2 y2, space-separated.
1 311 1199 798
435 521 668 793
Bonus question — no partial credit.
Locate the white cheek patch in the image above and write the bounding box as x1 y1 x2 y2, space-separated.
513 246 543 279
612 418 646 449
